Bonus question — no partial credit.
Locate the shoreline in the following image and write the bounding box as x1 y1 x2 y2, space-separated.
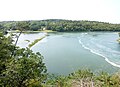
8 30 57 33
79 39 120 68
28 34 47 48
27 32 119 75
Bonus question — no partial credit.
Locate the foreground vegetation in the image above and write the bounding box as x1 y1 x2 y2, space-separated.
45 69 120 87
0 32 47 87
1 19 120 32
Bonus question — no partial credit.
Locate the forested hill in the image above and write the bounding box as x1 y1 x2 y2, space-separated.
0 19 120 32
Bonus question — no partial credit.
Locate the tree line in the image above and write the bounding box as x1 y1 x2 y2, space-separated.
0 19 120 32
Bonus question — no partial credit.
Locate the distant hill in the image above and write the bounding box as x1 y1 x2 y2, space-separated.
0 19 120 32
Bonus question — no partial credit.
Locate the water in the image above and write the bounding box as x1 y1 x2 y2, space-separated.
17 32 120 75
78 32 120 67
15 32 46 48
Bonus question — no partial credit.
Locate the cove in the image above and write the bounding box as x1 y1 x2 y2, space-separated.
29 32 120 75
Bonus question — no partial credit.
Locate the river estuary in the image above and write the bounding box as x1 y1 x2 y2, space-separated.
17 32 120 75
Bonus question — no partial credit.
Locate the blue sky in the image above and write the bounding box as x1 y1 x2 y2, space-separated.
0 0 120 23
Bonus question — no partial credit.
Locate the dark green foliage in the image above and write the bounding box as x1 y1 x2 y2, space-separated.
1 19 120 32
46 74 70 87
2 48 47 87
0 33 14 74
0 33 47 87
15 21 30 31
0 24 5 32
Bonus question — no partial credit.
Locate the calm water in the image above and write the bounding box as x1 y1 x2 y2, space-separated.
16 32 46 48
17 32 120 75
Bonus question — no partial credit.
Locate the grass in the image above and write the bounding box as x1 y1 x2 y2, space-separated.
8 30 42 33
8 30 57 33
28 35 47 48
40 30 57 33
117 38 120 43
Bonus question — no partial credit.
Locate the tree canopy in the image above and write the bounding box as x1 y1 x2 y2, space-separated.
0 19 120 32
0 32 47 87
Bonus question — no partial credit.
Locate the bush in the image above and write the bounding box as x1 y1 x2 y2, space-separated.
0 33 47 87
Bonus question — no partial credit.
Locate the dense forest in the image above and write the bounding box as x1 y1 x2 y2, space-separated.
0 19 120 32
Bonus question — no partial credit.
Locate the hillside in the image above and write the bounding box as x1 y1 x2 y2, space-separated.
0 19 120 32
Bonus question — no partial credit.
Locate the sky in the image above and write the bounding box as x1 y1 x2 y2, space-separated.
0 0 120 23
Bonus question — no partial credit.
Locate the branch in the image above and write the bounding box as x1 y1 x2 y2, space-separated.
11 30 22 58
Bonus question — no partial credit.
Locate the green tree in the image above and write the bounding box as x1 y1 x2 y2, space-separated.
0 33 14 74
11 21 30 57
2 48 47 87
0 32 47 87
